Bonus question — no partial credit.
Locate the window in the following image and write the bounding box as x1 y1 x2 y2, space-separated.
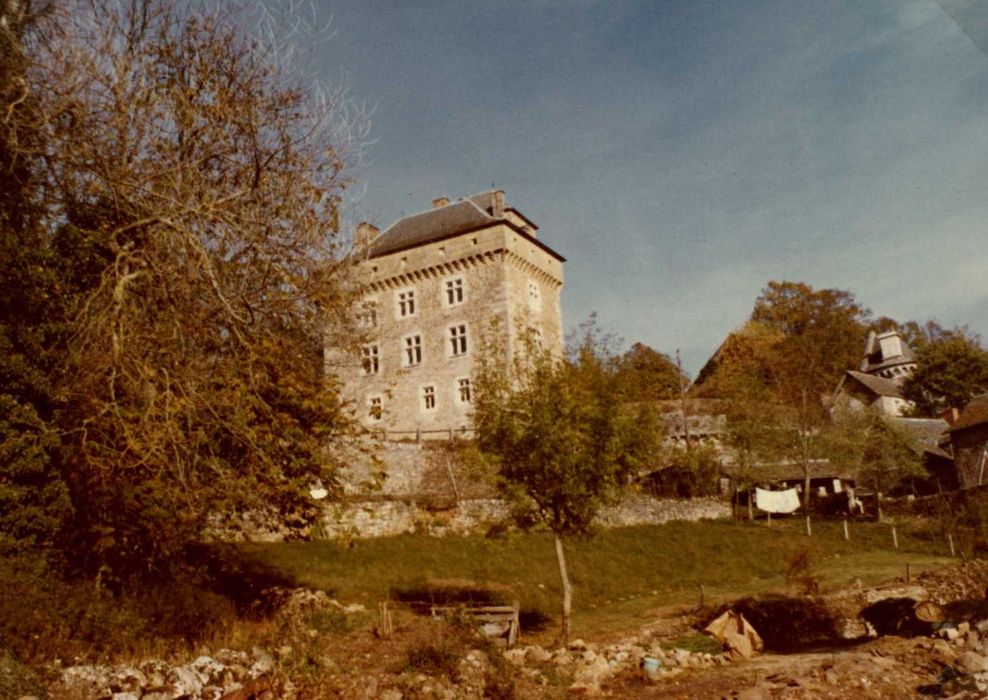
403 334 422 367
526 326 543 351
456 377 472 404
357 299 378 328
422 385 436 412
396 288 416 318
367 395 383 421
527 279 542 311
448 324 468 357
443 276 465 306
361 344 379 375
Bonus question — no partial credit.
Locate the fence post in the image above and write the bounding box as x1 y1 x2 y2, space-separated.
949 533 956 557
843 517 849 541
891 524 898 550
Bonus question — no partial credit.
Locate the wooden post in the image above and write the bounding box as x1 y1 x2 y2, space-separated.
415 428 421 443
949 533 956 557
676 349 691 455
378 601 393 638
805 514 812 537
906 563 911 582
767 511 771 526
843 517 849 541
445 451 461 504
891 524 898 550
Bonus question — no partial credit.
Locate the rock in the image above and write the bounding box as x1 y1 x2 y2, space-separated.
568 639 587 651
59 665 112 698
190 655 226 685
503 648 527 666
955 651 988 675
344 603 367 614
111 694 140 700
933 639 958 662
168 665 204 697
525 646 553 664
378 690 403 700
214 649 250 667
569 655 612 694
250 648 276 676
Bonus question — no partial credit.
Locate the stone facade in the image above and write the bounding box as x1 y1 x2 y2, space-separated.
338 191 564 436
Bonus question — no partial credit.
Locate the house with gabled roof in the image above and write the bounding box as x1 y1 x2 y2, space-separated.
339 190 565 437
949 393 988 489
832 329 919 417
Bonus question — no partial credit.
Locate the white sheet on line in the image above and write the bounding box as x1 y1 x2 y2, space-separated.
755 487 801 514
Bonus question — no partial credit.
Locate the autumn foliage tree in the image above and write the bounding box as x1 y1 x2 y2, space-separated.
1 0 364 582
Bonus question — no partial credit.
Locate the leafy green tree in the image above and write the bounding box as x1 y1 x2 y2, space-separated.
903 328 988 415
473 318 654 643
0 0 72 554
614 342 686 402
826 409 924 521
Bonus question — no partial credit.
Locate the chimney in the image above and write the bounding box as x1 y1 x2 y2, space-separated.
354 221 380 249
941 407 960 426
432 196 450 209
491 190 505 217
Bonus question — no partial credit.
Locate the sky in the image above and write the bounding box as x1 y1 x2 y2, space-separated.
309 0 988 376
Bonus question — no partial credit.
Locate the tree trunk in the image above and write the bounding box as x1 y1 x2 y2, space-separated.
875 478 883 523
554 533 572 646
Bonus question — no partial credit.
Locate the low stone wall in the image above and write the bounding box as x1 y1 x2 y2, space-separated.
319 494 731 540
597 495 732 528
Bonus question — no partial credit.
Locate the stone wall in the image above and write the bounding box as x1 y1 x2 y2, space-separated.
319 494 731 540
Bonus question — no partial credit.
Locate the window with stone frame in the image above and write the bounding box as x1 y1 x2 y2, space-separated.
396 288 416 318
526 278 542 311
367 395 383 421
421 385 437 412
443 276 465 306
456 377 472 405
361 343 380 375
357 299 378 328
403 334 423 367
448 323 468 357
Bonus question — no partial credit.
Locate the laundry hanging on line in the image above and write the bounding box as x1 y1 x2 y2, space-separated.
754 487 801 514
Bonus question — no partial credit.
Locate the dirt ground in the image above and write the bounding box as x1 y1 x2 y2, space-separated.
604 637 950 699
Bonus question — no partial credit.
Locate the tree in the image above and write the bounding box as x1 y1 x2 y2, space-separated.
0 0 73 554
750 282 870 527
473 318 654 643
2 0 364 582
826 409 923 521
699 282 870 530
903 328 988 415
614 342 686 402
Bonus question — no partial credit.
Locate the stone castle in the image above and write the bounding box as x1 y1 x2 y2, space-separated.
342 190 565 436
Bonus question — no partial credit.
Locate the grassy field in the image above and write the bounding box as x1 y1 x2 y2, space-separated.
238 517 956 640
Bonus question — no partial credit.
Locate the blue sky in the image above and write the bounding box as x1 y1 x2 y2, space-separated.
312 0 988 375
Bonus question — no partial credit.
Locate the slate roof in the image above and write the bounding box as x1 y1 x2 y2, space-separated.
368 199 495 258
951 393 988 433
887 417 952 459
845 370 905 399
366 191 563 261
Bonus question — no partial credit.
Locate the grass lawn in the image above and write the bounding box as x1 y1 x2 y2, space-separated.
237 517 956 641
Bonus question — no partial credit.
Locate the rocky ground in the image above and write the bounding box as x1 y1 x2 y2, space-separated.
15 560 988 699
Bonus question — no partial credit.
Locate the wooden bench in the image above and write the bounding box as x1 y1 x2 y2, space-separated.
429 602 520 647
